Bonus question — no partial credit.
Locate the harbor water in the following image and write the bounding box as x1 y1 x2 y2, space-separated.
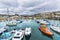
0 20 60 40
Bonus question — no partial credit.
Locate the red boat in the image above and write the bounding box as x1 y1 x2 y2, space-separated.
39 26 53 36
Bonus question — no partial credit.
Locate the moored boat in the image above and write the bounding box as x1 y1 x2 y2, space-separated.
1 32 12 40
0 27 7 34
12 30 24 40
40 21 49 25
11 29 18 34
25 27 31 36
6 19 17 26
50 26 60 33
34 18 40 23
17 20 23 23
6 21 17 26
24 27 31 40
39 26 53 36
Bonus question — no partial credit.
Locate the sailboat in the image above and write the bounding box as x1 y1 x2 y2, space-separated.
6 8 17 26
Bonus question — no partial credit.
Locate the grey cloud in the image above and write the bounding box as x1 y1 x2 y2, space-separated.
0 0 60 15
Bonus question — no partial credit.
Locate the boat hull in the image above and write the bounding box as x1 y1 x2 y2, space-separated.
6 24 17 26
50 26 60 34
0 28 8 35
39 27 53 36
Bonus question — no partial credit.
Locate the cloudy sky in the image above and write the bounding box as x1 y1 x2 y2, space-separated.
0 0 60 15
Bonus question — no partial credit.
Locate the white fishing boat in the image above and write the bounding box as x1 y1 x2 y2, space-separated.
6 16 17 26
25 27 31 36
6 20 17 26
50 26 60 33
12 30 24 40
40 21 49 24
0 27 7 34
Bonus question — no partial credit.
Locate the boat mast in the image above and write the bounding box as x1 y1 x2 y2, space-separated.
7 8 9 21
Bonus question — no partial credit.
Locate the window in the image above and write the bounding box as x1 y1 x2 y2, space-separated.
14 37 20 38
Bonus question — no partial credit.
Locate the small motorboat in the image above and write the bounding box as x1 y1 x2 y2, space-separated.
11 29 18 34
34 18 40 23
1 32 12 40
50 26 60 33
35 20 40 24
24 27 31 40
0 27 7 34
17 20 23 23
12 30 24 40
40 21 49 25
39 26 53 36
25 27 31 36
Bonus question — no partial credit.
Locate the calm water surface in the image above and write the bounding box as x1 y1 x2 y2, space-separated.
0 20 60 40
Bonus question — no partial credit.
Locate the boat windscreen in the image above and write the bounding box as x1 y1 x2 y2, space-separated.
14 37 20 38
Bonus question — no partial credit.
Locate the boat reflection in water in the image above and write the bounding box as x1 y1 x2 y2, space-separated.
41 32 53 40
25 34 31 40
